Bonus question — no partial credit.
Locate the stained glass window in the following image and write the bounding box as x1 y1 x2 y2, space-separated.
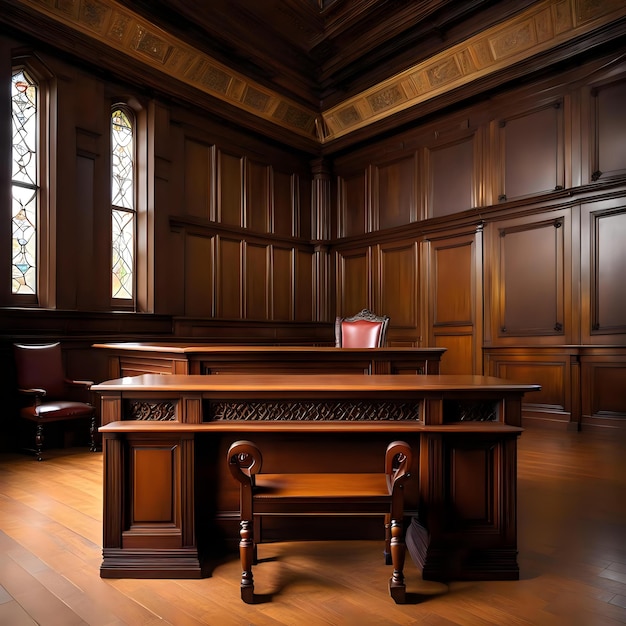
111 107 135 300
11 69 38 295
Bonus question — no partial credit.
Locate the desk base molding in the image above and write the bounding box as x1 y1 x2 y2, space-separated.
100 548 202 579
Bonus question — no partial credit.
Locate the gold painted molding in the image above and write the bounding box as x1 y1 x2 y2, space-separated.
18 0 320 140
14 0 626 144
321 0 626 141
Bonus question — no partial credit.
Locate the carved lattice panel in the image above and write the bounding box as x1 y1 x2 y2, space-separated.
208 400 420 422
126 400 177 421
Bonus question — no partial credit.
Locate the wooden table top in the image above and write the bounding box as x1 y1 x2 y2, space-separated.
92 342 447 355
92 373 541 393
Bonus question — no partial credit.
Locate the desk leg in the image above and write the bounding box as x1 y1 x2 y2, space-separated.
415 431 520 581
100 432 202 578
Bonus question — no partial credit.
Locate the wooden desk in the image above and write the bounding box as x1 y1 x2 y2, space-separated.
95 374 538 583
93 343 446 377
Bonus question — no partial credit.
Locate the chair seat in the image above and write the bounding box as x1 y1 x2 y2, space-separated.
20 401 94 422
253 473 393 513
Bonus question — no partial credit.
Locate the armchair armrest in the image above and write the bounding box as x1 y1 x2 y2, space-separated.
17 387 47 398
16 387 47 408
65 378 94 389
228 440 263 520
228 440 263 484
385 440 412 495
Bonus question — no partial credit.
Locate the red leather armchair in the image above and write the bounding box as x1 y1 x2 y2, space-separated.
334 309 390 348
13 342 97 461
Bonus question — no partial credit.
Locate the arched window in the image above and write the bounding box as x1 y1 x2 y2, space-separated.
11 69 38 297
111 106 135 301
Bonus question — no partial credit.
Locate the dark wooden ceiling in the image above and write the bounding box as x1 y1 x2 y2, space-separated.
118 0 535 108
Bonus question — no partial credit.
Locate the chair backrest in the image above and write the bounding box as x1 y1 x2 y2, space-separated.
13 342 67 399
335 309 390 348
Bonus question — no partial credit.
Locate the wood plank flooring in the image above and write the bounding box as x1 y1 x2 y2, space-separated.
0 428 625 625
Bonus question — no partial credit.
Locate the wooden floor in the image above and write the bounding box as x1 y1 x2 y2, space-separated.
0 429 625 625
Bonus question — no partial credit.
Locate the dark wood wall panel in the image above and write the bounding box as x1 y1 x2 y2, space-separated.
484 351 573 427
216 237 242 318
246 160 269 232
378 242 418 329
593 78 626 180
273 170 294 237
375 155 416 230
338 171 367 237
582 358 626 429
428 233 481 374
496 218 565 338
184 234 214 317
245 242 269 319
336 247 370 316
581 199 626 343
272 246 293 321
218 151 243 226
430 137 474 218
592 208 626 331
295 250 313 321
184 139 212 220
433 242 473 326
434 334 473 375
74 155 96 310
298 176 312 241
500 102 563 200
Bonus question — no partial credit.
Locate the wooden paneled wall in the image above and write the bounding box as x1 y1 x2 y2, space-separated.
164 108 316 327
330 53 626 430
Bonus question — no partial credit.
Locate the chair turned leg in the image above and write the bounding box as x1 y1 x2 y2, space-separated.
89 416 98 452
388 518 406 604
253 515 261 565
34 423 44 462
383 513 392 565
239 519 255 603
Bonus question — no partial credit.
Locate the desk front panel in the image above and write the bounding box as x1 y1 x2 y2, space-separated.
94 344 446 378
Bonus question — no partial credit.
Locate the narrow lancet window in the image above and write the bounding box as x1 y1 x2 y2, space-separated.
11 70 38 295
111 107 135 300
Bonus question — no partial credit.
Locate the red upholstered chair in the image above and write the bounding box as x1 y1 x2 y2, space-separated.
13 343 97 461
335 308 390 348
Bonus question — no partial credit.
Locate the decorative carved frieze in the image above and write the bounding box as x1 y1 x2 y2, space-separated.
208 400 421 422
445 400 498 422
126 400 177 421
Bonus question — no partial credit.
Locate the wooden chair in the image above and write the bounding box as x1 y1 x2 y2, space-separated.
13 342 97 461
227 439 412 604
335 308 390 348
